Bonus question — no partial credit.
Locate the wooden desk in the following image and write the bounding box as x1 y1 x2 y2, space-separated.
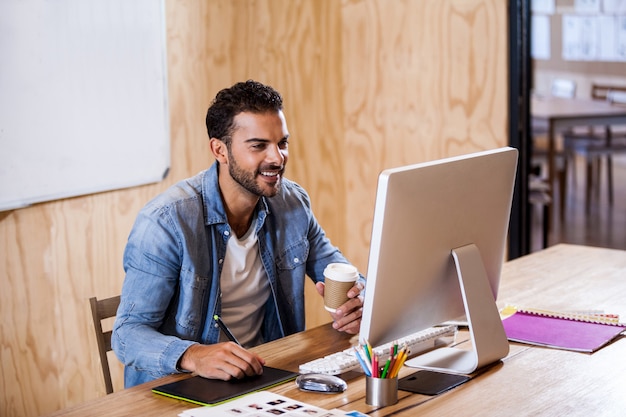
531 96 626 225
46 244 626 416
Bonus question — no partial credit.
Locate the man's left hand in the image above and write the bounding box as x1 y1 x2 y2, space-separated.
315 281 364 334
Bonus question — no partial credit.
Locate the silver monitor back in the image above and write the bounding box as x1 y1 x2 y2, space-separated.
359 147 518 365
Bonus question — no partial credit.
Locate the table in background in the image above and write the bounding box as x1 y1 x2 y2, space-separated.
46 244 626 416
531 96 626 227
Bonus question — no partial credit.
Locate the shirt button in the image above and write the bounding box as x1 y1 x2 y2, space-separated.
224 230 230 236
219 259 223 264
293 257 300 263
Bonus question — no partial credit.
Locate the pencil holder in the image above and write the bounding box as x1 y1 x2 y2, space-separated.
365 376 398 407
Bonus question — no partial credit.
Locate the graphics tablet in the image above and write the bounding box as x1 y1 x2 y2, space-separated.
152 366 298 406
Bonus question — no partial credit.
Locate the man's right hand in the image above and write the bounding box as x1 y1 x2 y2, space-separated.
179 342 265 380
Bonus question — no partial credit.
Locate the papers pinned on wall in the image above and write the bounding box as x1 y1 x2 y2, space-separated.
562 14 626 61
603 0 626 14
575 0 602 14
532 0 556 15
532 15 552 60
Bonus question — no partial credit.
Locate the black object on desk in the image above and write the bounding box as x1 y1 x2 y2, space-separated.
152 366 298 406
398 370 470 396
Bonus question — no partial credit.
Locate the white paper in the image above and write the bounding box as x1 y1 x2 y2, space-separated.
562 15 599 60
598 16 618 60
617 16 626 61
179 391 369 417
575 0 601 13
603 0 626 14
532 15 552 59
531 0 555 14
563 15 626 62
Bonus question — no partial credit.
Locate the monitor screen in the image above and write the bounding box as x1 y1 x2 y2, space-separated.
359 147 518 374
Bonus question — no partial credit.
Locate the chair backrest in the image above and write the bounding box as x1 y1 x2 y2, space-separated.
551 78 576 98
89 295 121 395
591 84 626 101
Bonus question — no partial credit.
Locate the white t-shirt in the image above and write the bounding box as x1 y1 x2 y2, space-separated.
219 218 270 347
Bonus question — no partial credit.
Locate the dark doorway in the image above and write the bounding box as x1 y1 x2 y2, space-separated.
508 0 532 259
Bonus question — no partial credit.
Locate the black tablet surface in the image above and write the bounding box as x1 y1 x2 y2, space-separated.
398 370 470 396
152 366 298 406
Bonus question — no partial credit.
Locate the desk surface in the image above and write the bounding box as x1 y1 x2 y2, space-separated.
532 96 626 121
47 244 626 416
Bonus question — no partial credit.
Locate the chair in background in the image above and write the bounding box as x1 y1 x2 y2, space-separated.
528 173 552 249
529 78 575 238
531 78 576 174
89 295 121 395
531 78 577 139
562 85 626 212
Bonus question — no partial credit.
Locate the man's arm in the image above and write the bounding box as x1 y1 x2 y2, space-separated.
112 207 199 381
112 204 267 384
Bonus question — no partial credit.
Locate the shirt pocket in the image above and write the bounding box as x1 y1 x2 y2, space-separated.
276 238 309 271
176 269 211 331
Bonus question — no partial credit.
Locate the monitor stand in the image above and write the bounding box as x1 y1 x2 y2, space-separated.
404 243 509 374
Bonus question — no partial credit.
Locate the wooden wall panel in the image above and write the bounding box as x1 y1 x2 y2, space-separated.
0 1 507 415
341 0 508 271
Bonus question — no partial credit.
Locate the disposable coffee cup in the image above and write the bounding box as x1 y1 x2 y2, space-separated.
323 263 358 312
365 376 398 407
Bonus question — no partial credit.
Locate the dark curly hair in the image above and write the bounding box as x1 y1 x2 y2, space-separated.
205 80 283 145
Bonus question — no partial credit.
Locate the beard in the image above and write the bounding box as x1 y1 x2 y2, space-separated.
227 148 283 198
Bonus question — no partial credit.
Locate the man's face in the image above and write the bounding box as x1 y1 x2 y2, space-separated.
226 110 289 198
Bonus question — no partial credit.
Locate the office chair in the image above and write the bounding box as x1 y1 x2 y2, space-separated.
528 173 552 249
89 295 121 395
529 78 575 235
531 78 576 176
562 86 626 211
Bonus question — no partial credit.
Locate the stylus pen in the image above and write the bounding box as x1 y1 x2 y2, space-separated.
213 314 241 346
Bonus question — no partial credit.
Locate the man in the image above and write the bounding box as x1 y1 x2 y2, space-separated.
112 80 365 388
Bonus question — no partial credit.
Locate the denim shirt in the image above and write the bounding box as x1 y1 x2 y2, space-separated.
112 162 361 388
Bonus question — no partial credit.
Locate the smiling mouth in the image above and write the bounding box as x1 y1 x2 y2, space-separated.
259 166 284 180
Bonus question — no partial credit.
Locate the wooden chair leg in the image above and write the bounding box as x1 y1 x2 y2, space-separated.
558 164 567 221
585 158 593 214
542 204 549 248
570 153 577 188
594 157 601 200
607 155 614 206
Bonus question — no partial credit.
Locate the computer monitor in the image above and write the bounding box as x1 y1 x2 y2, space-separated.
359 147 518 374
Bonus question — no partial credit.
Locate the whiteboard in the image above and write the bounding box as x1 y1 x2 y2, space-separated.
0 0 170 211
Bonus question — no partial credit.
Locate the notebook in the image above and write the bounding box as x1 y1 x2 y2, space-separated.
501 309 626 353
152 366 298 406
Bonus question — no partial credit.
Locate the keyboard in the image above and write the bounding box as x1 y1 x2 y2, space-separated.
298 325 457 375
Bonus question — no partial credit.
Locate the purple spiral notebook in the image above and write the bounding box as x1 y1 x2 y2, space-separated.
502 311 626 353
